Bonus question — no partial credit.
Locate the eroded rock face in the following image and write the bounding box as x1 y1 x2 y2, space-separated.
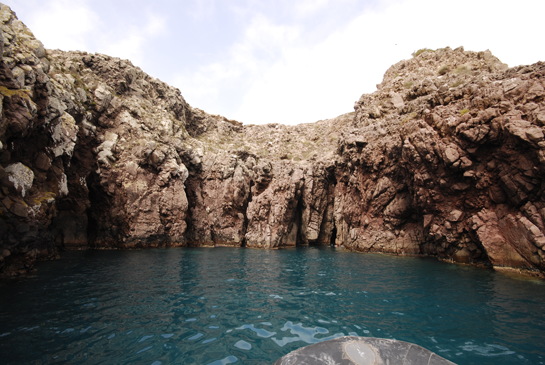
185 152 253 246
1 3 545 278
0 3 194 274
337 47 545 275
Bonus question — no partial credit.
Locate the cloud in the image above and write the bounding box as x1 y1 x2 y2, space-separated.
144 14 168 36
231 5 405 125
293 0 333 16
18 0 99 51
13 0 168 69
12 0 545 126
188 0 216 21
172 2 403 123
172 14 301 116
171 1 412 124
229 0 545 125
100 14 168 67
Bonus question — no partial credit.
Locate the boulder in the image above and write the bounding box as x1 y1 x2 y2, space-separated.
5 163 33 197
49 112 79 158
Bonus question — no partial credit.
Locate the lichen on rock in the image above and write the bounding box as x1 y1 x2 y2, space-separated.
5 162 33 197
49 112 79 158
1 3 545 279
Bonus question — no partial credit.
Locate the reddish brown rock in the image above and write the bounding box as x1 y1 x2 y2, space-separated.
1 4 545 278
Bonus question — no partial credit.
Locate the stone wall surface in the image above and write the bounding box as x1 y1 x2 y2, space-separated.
1 4 545 278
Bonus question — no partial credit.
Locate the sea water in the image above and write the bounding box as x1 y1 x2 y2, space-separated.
1 247 544 365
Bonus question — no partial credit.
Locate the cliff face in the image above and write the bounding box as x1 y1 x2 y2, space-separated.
1 4 545 277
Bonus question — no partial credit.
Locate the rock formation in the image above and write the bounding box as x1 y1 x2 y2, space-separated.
1 3 545 278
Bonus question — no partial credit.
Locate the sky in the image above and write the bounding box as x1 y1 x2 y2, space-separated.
7 0 545 125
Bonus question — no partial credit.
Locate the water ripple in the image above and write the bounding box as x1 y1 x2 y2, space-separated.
0 247 544 364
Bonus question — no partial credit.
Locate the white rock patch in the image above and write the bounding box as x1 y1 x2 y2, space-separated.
59 173 68 197
50 112 79 158
5 162 34 197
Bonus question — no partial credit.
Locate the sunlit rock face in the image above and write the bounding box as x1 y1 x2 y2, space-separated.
1 3 545 278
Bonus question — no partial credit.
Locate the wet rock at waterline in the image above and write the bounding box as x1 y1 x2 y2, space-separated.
1 3 545 278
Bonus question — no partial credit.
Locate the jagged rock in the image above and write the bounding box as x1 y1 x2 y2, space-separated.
443 145 460 165
186 152 252 246
5 162 33 197
94 84 112 112
447 210 464 222
96 131 117 167
245 162 304 248
1 4 545 278
49 112 79 158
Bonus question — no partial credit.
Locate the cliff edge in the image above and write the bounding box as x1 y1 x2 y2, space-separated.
1 4 544 278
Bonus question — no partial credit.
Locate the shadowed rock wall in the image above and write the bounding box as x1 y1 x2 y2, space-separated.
1 4 545 278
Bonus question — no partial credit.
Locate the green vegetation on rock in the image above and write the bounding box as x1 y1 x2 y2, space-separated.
437 65 449 75
411 48 434 57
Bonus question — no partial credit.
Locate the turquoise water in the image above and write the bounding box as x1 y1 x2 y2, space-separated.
1 247 545 365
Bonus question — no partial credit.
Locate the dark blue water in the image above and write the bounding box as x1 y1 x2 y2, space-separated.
1 247 545 365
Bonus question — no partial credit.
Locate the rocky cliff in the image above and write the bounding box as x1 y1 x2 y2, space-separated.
1 4 545 278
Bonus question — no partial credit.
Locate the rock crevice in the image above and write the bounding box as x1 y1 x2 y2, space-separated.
1 5 545 278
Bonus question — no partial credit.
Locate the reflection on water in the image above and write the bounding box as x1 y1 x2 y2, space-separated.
1 247 545 365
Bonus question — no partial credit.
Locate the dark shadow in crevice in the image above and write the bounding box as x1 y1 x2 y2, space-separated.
294 197 306 247
330 225 337 247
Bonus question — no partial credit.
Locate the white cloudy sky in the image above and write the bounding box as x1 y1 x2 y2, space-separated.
8 0 545 125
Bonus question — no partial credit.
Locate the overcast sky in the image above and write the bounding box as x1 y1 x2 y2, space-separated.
8 0 545 125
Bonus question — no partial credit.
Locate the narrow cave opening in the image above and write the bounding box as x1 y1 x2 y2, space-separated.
330 226 337 247
294 197 305 247
85 171 105 248
240 180 254 248
87 210 98 248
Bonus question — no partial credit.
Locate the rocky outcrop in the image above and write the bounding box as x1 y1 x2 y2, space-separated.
1 4 545 278
337 47 545 275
